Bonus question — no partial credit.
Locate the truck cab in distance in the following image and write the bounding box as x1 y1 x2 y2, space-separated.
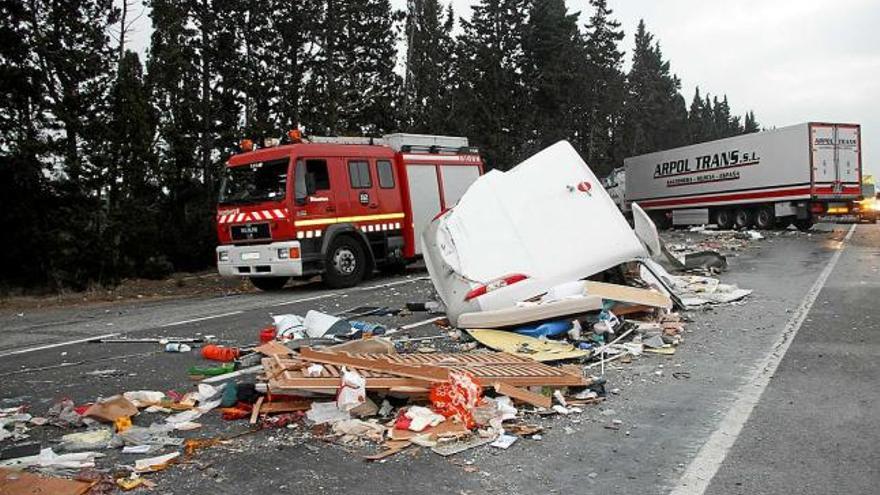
216 133 483 290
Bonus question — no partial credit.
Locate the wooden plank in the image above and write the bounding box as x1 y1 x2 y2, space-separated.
583 281 672 310
254 341 293 357
610 303 654 316
363 440 411 461
493 382 552 408
259 400 312 414
299 347 450 383
388 420 470 441
249 396 264 424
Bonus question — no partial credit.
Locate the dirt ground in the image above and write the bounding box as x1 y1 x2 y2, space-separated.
0 272 255 313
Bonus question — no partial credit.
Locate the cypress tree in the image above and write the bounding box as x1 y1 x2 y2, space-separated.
700 94 717 141
454 0 530 170
687 87 705 144
523 0 584 152
104 51 161 277
744 111 760 133
582 0 626 173
304 0 401 135
620 20 688 157
402 0 456 133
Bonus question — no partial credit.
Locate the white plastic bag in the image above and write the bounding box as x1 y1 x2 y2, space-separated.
336 367 366 412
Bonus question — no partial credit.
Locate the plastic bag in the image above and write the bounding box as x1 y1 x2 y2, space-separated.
429 371 482 429
336 367 366 412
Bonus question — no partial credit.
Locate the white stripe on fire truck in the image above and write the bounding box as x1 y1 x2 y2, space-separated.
219 209 290 224
401 154 479 162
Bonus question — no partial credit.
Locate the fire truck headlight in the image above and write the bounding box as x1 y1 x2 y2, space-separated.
277 248 289 260
218 251 229 262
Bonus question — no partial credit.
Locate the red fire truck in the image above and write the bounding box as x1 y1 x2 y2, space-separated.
215 133 483 290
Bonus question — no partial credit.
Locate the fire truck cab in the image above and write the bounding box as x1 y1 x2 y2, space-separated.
216 133 483 290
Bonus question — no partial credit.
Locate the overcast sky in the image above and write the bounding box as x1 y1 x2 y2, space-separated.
128 0 880 176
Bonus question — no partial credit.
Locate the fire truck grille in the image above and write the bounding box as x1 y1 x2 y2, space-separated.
230 222 271 242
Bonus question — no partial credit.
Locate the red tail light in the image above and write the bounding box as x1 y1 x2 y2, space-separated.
464 274 529 301
810 202 826 214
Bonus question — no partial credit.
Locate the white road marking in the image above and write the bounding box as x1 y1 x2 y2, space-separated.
271 293 338 307
357 277 430 291
160 311 243 327
0 275 431 357
671 224 856 495
396 316 446 331
0 333 120 358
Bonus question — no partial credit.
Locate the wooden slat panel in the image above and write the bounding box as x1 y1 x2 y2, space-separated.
264 351 589 390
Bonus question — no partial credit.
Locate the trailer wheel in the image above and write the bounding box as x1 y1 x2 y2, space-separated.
323 235 367 288
714 209 734 230
754 206 775 230
734 208 755 229
250 276 289 291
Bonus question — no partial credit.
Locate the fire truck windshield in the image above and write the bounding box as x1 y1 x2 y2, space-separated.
218 158 289 205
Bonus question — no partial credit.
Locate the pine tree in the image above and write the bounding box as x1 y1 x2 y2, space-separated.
402 0 456 133
0 0 55 288
582 0 626 174
20 0 120 287
454 0 531 170
25 0 119 189
522 0 584 151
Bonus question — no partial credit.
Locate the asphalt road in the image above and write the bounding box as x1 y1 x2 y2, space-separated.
0 224 876 494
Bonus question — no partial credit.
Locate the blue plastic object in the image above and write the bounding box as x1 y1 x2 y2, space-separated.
513 320 572 338
349 320 387 338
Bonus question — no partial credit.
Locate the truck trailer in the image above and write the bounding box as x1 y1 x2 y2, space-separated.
215 132 483 290
622 122 862 229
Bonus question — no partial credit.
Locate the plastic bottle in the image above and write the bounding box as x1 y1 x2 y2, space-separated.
201 344 240 362
259 326 277 344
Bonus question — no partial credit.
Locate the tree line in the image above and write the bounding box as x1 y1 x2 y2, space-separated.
0 0 759 291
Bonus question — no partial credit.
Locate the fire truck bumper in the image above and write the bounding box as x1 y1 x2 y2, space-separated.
216 241 303 278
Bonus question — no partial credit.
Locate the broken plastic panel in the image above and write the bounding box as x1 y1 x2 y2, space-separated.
422 141 658 325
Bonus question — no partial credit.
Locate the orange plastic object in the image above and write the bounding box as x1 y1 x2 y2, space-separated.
114 416 132 433
201 344 240 362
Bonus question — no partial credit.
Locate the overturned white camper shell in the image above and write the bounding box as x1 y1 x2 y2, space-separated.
422 141 662 325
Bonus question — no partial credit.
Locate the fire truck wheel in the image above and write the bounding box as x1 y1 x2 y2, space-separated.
249 276 289 291
754 206 775 230
734 208 755 229
714 209 734 230
324 236 367 288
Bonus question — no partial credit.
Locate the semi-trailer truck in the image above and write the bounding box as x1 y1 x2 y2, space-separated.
622 122 862 229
